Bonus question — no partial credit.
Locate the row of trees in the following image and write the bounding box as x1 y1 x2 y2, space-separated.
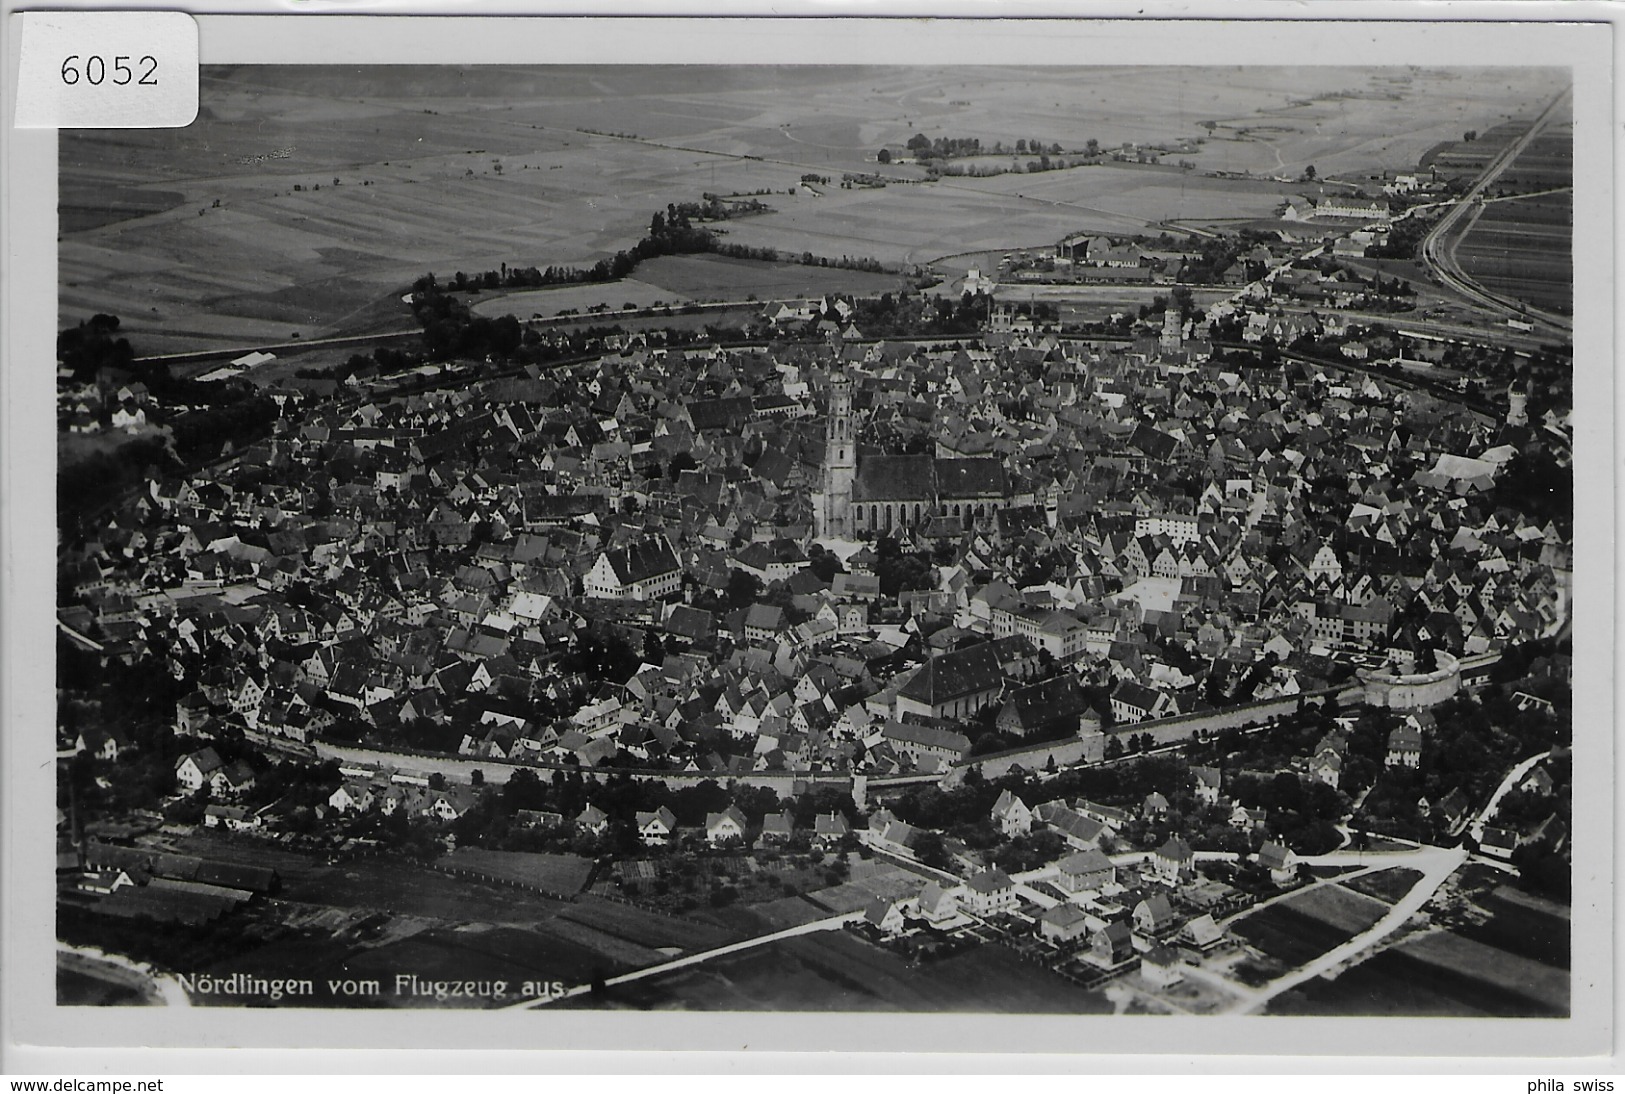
408 201 894 304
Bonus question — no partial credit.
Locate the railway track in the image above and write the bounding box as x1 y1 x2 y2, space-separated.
1419 89 1572 334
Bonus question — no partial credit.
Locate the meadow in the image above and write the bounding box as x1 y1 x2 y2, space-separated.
61 65 1567 355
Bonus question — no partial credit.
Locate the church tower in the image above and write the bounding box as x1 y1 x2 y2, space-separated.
1160 304 1184 353
819 365 857 538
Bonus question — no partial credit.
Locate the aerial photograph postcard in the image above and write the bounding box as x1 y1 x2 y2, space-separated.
50 56 1578 1020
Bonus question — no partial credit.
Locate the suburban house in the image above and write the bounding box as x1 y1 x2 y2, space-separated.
328 782 375 814
1257 841 1296 885
577 804 610 835
1141 944 1186 988
1192 766 1222 806
963 868 1019 917
1055 849 1115 893
758 811 796 845
1089 921 1135 967
1036 800 1108 851
991 789 1033 837
1480 826 1519 858
1179 913 1226 953
863 894 910 936
1039 902 1092 945
1386 725 1423 768
915 880 963 926
637 806 678 845
1311 749 1342 789
77 727 129 761
705 805 747 846
175 748 225 793
1153 835 1196 885
1132 893 1178 940
813 812 850 848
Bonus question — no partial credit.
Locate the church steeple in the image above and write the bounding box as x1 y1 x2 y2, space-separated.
1160 304 1184 353
819 364 857 538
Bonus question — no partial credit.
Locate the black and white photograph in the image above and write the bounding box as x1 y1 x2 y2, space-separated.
3 12 1614 1065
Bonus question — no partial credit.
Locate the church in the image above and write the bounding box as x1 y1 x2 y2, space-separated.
815 365 1020 539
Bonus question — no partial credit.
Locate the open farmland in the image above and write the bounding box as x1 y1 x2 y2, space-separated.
633 254 910 301
1232 883 1390 967
470 278 690 319
1451 885 1570 970
332 925 616 1008
1455 125 1572 314
62 65 1567 355
1269 927 1569 1018
471 255 912 322
577 929 1113 1013
1343 867 1426 905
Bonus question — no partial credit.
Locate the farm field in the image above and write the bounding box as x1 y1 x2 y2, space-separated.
469 278 690 320
1448 111 1571 314
579 929 1113 1013
62 65 1566 354
334 925 617 1008
634 254 910 301
1269 927 1568 1018
437 848 595 895
1343 867 1426 905
1231 883 1390 967
1451 884 1570 970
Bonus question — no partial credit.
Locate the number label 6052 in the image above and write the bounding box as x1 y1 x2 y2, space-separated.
61 55 159 86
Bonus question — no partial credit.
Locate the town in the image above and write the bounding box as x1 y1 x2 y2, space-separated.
53 66 1573 1017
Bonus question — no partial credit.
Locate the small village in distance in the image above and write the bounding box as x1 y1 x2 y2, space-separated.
53 68 1574 1017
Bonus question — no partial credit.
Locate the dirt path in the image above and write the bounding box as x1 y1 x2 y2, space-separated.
508 909 864 1008
1226 844 1467 1015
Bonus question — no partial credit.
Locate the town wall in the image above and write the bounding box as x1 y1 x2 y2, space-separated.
312 741 851 796
959 687 1341 780
1358 651 1462 710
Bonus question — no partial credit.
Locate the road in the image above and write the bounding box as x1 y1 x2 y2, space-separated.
1211 748 1554 1012
1222 843 1468 1015
134 328 424 368
509 908 864 1008
134 294 781 370
1419 88 1572 333
1469 750 1551 844
58 943 193 1007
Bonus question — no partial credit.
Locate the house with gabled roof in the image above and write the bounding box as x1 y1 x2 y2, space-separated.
1056 849 1115 893
1141 943 1186 988
585 537 681 601
577 804 609 835
175 748 224 793
963 868 1018 917
1035 800 1108 851
1386 725 1424 768
863 894 910 936
813 812 850 848
914 880 963 926
637 806 678 846
706 805 747 847
1088 920 1135 967
1179 913 1226 953
1039 902 1092 945
990 789 1033 837
1257 841 1296 885
1152 835 1195 885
